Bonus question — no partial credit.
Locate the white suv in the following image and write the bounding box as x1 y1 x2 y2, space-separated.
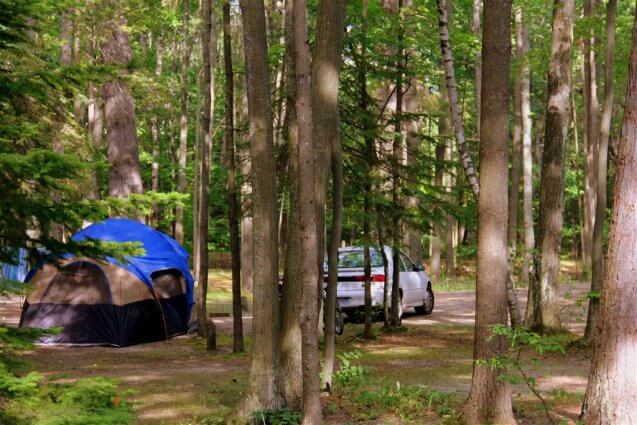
328 246 434 319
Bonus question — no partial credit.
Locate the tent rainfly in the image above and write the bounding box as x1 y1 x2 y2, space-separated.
19 218 195 347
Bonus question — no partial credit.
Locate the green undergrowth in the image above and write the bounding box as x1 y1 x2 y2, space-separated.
1 326 133 425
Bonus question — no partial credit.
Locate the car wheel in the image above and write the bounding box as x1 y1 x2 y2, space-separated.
415 287 434 315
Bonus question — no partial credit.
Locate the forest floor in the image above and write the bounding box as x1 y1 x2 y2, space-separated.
0 271 593 425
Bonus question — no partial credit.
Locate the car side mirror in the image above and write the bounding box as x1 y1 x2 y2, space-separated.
414 265 425 272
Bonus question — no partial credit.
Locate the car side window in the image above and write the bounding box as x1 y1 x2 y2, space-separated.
400 253 415 272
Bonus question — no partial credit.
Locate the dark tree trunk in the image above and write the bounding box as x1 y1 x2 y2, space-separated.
583 0 616 346
223 0 244 354
462 0 515 423
291 0 321 420
581 8 637 420
526 0 574 333
390 0 404 328
239 0 284 413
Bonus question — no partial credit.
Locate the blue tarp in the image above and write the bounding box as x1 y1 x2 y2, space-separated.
1 247 29 282
69 218 195 306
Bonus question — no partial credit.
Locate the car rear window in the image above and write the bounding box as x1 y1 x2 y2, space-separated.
335 250 384 268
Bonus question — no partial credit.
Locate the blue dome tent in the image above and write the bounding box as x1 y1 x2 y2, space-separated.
19 218 195 347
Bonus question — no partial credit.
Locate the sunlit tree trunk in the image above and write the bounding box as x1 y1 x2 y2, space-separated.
462 1 515 422
430 140 445 277
175 0 191 244
584 0 616 345
150 34 163 227
436 0 480 199
390 0 404 328
313 0 347 388
403 85 423 265
239 0 284 413
582 0 600 273
195 0 216 337
581 9 637 420
526 0 574 332
101 1 143 198
223 0 244 354
472 0 481 138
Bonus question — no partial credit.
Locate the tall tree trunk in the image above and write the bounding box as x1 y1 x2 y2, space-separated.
580 10 637 420
462 1 514 422
584 0 616 345
436 0 480 200
196 0 216 337
280 0 303 407
390 0 404 328
239 0 283 413
312 0 347 386
526 0 574 332
431 140 445 276
519 12 534 285
472 0 481 138
175 0 191 244
403 85 423 265
290 0 321 420
101 2 143 198
321 128 344 392
150 34 163 227
224 0 244 354
440 86 456 276
582 0 600 274
311 0 347 347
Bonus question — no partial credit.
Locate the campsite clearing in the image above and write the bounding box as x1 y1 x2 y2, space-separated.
1 281 592 424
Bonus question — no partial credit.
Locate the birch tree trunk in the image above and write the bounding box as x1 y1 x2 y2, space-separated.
584 0 616 345
239 0 284 413
581 9 637 420
526 0 574 332
436 0 480 200
462 1 515 422
519 12 534 285
223 0 244 354
175 0 191 244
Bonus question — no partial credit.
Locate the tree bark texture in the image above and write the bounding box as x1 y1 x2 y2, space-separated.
291 0 321 420
390 0 404 328
462 1 515 423
584 0 616 345
175 0 191 244
321 130 344 391
280 0 303 407
431 140 445 276
311 0 347 355
239 0 284 413
582 0 600 273
581 9 637 421
437 0 480 200
223 0 244 354
196 0 216 338
518 11 534 285
526 0 574 332
101 4 143 198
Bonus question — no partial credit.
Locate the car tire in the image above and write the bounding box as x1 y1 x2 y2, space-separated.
415 287 434 315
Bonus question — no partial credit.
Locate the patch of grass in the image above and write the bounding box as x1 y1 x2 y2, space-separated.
433 275 475 292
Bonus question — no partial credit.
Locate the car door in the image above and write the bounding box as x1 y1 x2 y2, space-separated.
398 253 420 307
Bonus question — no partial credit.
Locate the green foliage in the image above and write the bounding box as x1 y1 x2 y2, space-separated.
250 409 301 425
333 350 371 388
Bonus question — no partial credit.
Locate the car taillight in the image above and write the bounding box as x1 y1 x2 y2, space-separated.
353 274 385 282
